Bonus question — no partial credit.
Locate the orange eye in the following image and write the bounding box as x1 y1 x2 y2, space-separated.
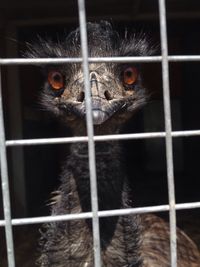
48 71 64 90
123 67 138 86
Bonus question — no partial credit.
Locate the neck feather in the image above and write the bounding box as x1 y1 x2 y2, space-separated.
61 140 129 212
41 126 142 267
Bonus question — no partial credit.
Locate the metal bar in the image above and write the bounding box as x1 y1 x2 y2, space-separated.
77 0 101 266
158 1 177 266
0 201 200 227
1 55 200 65
0 68 15 266
169 55 200 62
5 129 200 147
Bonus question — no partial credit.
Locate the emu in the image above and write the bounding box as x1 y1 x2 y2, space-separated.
28 21 200 267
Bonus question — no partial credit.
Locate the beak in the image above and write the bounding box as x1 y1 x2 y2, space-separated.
62 72 126 125
90 97 124 125
88 75 124 125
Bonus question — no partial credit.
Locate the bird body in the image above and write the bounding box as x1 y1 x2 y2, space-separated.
28 21 200 267
37 141 200 267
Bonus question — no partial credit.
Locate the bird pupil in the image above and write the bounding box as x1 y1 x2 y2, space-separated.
53 73 61 82
126 70 133 77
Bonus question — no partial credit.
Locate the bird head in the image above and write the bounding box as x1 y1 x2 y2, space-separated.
27 21 154 133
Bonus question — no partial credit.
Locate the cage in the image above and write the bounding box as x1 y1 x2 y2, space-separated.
0 0 200 266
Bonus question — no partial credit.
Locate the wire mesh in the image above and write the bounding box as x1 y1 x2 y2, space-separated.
0 0 200 266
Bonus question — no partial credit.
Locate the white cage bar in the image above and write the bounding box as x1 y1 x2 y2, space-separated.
0 0 200 266
158 0 177 266
77 0 101 265
0 67 15 267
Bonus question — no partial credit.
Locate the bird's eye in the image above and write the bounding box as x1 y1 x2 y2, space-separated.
48 71 64 90
123 67 138 86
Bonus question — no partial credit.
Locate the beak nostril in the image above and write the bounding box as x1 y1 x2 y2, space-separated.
104 90 113 101
77 91 85 102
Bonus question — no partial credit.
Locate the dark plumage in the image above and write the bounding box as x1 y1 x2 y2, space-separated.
28 21 200 267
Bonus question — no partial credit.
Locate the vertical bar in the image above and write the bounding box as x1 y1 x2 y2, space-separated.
0 67 15 266
158 1 177 267
77 0 101 266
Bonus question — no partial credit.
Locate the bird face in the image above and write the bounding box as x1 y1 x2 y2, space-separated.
43 62 146 126
27 21 153 130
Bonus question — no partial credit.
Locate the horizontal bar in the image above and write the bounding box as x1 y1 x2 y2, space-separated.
0 201 200 227
1 55 200 65
5 129 200 147
169 55 200 62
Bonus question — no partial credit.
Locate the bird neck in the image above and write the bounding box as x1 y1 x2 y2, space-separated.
63 140 142 263
65 139 129 212
69 119 122 136
52 129 142 266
